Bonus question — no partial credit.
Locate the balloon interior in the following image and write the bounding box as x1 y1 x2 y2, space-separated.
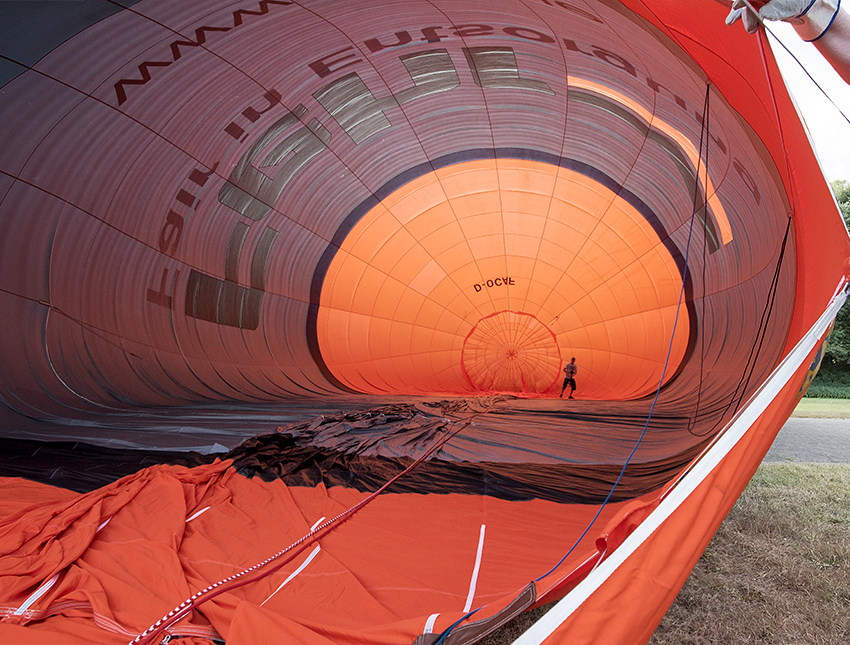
0 1 847 644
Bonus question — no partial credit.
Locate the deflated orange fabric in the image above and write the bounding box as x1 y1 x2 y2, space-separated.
1 461 663 645
1 462 231 642
0 479 79 520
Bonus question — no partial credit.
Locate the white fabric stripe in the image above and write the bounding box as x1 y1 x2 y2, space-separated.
463 524 486 612
13 573 60 615
310 516 326 532
96 517 112 532
185 506 211 522
516 287 846 644
424 613 440 634
92 610 137 637
259 544 322 607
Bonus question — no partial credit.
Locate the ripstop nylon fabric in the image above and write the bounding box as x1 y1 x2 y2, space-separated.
0 459 663 645
0 0 848 643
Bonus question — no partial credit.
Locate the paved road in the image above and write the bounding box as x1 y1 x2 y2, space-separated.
764 417 850 463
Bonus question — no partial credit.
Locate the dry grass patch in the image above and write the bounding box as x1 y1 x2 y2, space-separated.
480 464 850 644
792 397 850 418
651 463 850 644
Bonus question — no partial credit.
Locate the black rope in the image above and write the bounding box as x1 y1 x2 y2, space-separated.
699 213 793 438
729 214 794 416
687 85 712 436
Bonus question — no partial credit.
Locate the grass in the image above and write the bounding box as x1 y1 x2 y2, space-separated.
649 464 850 644
792 396 850 418
479 463 850 644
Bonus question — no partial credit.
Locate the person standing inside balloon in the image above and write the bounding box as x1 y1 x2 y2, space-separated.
560 358 578 399
727 0 850 83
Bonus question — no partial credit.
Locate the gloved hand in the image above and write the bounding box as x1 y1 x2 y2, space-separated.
726 0 841 41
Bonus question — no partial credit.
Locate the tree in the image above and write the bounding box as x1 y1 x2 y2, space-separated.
831 179 850 227
820 180 850 378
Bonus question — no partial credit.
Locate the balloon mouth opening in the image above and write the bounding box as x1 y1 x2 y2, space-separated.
461 310 561 395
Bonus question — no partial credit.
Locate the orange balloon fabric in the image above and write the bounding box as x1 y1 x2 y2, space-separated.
0 0 848 644
318 159 689 398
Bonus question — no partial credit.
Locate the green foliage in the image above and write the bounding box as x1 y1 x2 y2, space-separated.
823 302 850 367
805 378 850 398
831 179 850 226
810 180 850 397
810 326 850 397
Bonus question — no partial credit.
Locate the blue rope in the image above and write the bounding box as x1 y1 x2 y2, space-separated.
764 20 850 125
433 82 713 642
433 608 482 645
532 83 712 584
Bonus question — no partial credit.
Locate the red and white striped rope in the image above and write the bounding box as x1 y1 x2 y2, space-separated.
130 406 492 645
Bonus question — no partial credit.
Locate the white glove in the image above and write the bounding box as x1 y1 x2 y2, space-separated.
726 0 841 41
